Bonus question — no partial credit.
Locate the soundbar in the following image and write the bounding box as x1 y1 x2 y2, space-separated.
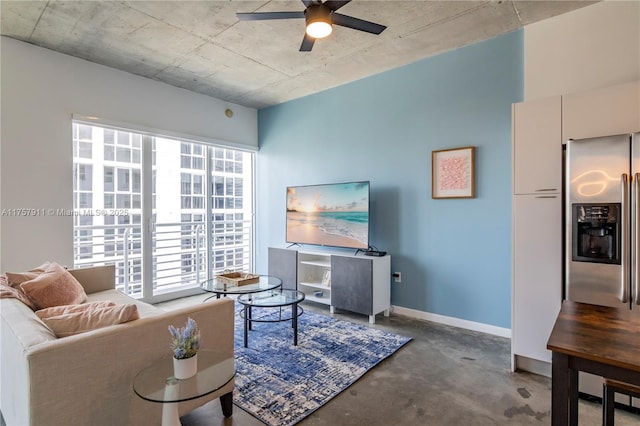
363 250 386 257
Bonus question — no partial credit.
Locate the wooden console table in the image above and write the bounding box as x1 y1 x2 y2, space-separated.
546 300 640 426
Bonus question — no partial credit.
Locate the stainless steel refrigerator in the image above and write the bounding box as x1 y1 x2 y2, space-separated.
565 132 640 406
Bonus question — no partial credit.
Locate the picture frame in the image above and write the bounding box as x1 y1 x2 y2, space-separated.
432 146 475 199
321 270 331 287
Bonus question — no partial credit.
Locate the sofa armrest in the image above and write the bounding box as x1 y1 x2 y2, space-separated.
68 265 116 294
1 301 37 425
25 297 235 426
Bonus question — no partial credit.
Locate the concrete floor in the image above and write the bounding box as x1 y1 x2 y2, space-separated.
158 295 640 426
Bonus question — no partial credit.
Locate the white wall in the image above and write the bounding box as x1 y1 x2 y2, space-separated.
524 0 640 100
0 37 257 271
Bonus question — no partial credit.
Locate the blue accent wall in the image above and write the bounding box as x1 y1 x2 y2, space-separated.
256 31 524 329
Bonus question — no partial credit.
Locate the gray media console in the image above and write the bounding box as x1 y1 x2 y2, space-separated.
268 247 391 324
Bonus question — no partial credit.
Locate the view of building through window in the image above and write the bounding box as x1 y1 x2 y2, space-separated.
72 121 254 300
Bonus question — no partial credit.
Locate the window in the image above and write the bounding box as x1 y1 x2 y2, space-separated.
72 121 254 301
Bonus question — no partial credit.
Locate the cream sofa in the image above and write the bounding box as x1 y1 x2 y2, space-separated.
0 265 235 426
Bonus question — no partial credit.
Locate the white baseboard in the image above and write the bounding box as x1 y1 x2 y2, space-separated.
514 355 551 377
391 305 512 338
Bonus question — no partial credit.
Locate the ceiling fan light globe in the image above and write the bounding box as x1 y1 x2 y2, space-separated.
306 21 332 39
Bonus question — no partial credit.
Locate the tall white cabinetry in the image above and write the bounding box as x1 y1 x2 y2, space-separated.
512 95 562 373
268 247 391 324
511 81 640 375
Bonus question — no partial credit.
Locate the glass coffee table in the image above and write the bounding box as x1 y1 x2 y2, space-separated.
237 289 305 348
133 350 235 426
200 275 282 301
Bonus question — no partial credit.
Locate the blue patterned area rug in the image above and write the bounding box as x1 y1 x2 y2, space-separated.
232 305 412 426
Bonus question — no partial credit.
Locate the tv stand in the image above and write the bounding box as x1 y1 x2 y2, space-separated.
268 247 391 324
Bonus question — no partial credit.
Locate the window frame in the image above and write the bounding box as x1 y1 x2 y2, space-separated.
72 115 257 304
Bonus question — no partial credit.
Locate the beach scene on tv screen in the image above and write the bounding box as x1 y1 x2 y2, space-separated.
286 182 369 249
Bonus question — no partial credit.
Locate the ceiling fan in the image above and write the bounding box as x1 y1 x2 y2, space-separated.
236 0 387 52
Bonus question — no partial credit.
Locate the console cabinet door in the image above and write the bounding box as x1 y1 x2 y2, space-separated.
268 247 297 290
331 256 372 316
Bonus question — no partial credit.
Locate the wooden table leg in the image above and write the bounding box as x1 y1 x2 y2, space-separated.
569 366 579 426
603 382 615 426
551 351 569 426
220 391 233 418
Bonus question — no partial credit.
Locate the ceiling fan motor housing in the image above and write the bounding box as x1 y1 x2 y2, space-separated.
305 4 333 34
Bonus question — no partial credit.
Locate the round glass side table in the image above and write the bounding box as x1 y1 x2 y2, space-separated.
237 289 306 348
133 350 235 426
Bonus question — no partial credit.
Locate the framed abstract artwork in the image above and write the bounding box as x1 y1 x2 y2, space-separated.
432 146 475 199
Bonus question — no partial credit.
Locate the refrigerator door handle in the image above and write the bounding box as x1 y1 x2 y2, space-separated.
621 174 630 303
635 173 640 305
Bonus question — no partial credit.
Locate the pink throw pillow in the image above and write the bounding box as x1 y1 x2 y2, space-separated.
5 262 51 287
36 301 116 319
20 262 87 310
39 304 140 337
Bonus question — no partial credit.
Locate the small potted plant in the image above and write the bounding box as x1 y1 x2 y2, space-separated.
168 317 200 379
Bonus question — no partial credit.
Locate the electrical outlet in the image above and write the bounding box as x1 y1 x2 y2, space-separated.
393 272 401 283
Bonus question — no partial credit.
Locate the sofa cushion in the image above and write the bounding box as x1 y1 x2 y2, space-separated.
86 289 164 318
20 263 87 310
37 303 140 337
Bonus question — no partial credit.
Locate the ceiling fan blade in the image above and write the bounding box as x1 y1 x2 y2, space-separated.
300 33 315 52
301 0 315 7
325 1 351 11
332 13 386 35
236 11 305 21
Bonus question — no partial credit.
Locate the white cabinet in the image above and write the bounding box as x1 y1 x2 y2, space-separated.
268 247 391 324
512 194 562 364
562 80 640 141
512 95 562 194
512 94 562 372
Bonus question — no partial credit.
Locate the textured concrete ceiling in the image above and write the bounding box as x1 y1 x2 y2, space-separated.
1 1 595 109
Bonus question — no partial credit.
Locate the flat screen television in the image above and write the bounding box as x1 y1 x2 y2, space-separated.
286 181 370 250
